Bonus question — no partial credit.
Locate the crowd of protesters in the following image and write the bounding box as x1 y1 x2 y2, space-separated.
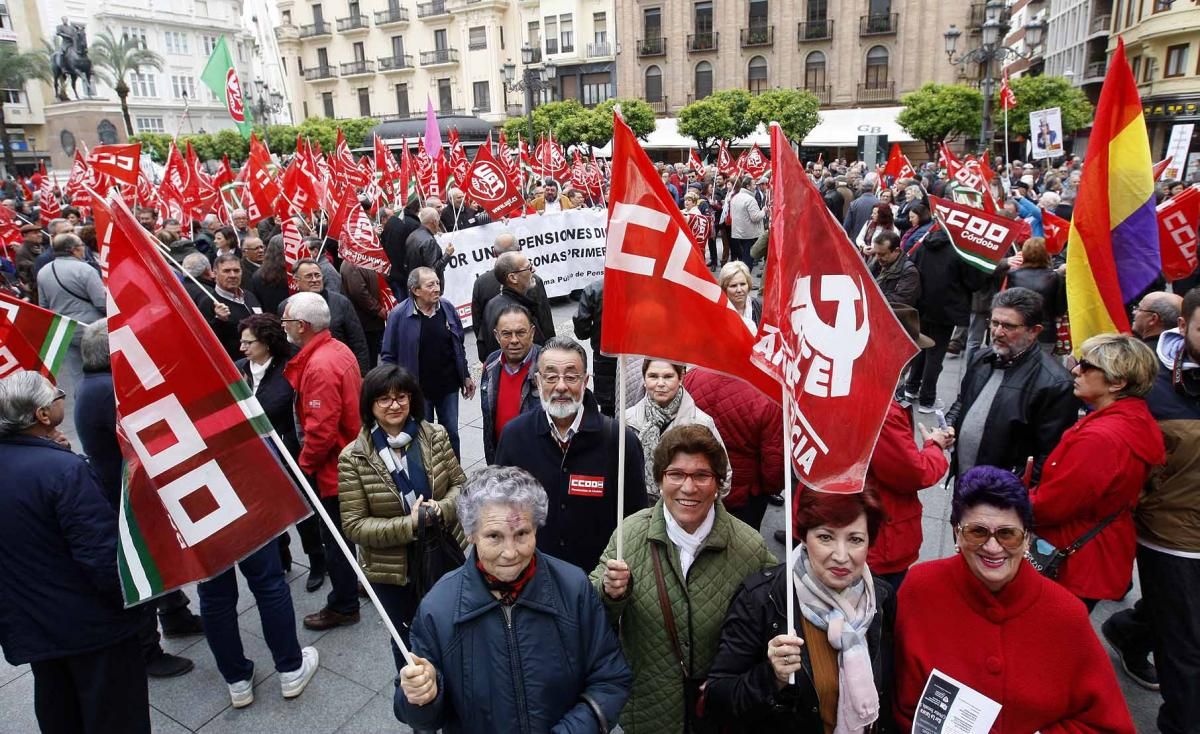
0 147 1197 734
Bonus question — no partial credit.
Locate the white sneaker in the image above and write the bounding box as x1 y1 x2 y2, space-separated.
228 678 254 709
280 647 319 699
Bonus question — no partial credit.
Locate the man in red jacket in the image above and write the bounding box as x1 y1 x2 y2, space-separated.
283 292 364 631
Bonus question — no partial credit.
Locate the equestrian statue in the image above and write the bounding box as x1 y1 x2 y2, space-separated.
51 18 94 102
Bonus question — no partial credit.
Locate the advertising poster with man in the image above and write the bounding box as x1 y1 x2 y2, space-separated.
1030 107 1064 160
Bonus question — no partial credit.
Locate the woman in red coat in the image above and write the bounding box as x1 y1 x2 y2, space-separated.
895 466 1135 733
1031 334 1165 609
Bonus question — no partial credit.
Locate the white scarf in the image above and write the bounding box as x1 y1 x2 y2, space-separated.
663 503 714 578
791 544 879 734
247 357 271 395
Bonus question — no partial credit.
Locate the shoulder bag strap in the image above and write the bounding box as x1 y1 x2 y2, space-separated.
49 261 91 303
1064 511 1123 556
650 543 688 678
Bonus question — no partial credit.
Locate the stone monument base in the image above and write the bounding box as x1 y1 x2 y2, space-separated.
43 99 127 172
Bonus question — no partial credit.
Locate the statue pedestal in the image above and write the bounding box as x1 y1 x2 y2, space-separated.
42 99 127 172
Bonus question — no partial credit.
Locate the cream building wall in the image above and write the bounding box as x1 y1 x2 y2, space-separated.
2 0 52 174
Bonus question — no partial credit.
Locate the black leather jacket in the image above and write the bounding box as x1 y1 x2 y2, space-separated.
705 564 896 733
1005 268 1065 343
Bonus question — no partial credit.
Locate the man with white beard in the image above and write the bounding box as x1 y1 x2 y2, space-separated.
494 336 647 572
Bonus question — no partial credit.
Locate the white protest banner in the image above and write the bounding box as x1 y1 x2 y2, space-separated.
1163 124 1195 181
437 208 608 327
1029 107 1064 160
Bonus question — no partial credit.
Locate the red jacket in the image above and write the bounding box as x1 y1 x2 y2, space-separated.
1031 397 1165 600
895 555 1135 733
683 369 783 509
866 401 948 574
284 330 363 497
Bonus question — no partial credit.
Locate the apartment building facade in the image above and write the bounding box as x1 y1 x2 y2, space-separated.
2 0 53 174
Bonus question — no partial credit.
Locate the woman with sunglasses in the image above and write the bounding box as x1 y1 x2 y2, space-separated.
591 424 776 733
894 466 1135 732
1030 334 1165 611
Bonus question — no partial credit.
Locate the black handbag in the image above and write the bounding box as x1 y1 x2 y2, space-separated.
410 505 465 598
1025 511 1120 579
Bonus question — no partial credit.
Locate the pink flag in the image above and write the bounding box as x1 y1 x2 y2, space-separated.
423 96 442 160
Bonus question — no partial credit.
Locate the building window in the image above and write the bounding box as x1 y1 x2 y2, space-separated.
303 101 309 118
473 80 491 112
594 12 607 44
644 8 662 42
358 87 371 117
645 64 663 102
1165 44 1190 77
434 29 448 51
581 72 612 106
560 14 574 53
865 45 889 86
1131 55 1141 80
747 55 768 94
297 56 305 74
322 91 334 118
807 0 828 21
171 75 196 100
164 31 190 54
395 83 410 116
694 61 712 99
695 1 713 33
528 21 540 48
282 9 291 24
121 26 148 49
391 36 406 58
748 0 768 29
130 72 157 97
438 78 453 112
545 16 558 54
1153 0 1172 11
353 41 366 62
1143 56 1156 83
135 116 165 133
1 89 21 104
202 35 218 55
805 50 826 90
869 0 891 14
469 26 486 50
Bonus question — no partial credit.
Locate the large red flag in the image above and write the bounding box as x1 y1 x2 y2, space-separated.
0 203 22 259
0 291 78 381
89 143 141 189
94 193 310 605
1158 185 1200 281
532 135 570 183
462 134 523 220
1042 209 1071 255
929 195 1031 271
244 135 280 224
326 189 398 311
281 217 311 293
281 157 322 215
600 113 779 400
752 122 917 492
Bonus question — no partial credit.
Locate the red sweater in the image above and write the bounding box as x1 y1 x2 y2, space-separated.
894 555 1135 733
494 361 532 441
866 400 948 574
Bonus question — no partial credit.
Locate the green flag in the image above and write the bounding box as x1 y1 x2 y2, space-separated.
201 37 252 138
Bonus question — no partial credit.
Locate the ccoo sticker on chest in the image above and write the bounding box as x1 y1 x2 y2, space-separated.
568 474 605 498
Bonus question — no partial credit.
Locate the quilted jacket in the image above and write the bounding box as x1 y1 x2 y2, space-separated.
589 500 777 732
683 369 784 510
337 421 467 586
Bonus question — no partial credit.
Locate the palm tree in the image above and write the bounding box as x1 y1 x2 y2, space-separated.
91 29 164 137
0 45 51 177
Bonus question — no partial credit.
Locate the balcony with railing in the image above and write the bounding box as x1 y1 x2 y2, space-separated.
648 97 669 115
856 80 895 103
802 84 831 105
687 32 718 52
798 19 833 41
638 37 666 57
374 7 410 26
1083 59 1108 82
378 54 415 71
416 1 450 18
741 25 773 47
587 41 612 57
303 65 338 81
299 22 332 38
420 48 460 66
860 13 898 36
1089 14 1111 35
340 59 375 76
526 47 542 63
336 14 369 32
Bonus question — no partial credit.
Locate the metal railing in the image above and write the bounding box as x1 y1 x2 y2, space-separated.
340 59 375 75
587 41 612 56
303 65 338 81
1090 14 1111 33
378 54 415 70
420 48 460 65
416 1 449 18
648 97 669 114
638 37 666 57
298 22 332 37
374 7 410 25
798 19 833 41
860 13 898 35
526 47 542 63
1085 60 1107 79
687 32 718 52
856 81 895 102
802 84 831 105
336 15 369 31
741 25 773 47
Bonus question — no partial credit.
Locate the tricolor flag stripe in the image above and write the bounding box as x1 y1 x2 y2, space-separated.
39 316 76 376
228 381 275 437
118 468 163 602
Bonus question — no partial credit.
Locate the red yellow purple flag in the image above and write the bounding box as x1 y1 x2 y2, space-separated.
1066 38 1160 354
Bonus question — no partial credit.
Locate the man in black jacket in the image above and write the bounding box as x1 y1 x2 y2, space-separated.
868 231 920 308
471 232 553 361
381 195 421 295
480 250 556 360
440 187 489 232
945 287 1080 483
404 207 455 284
572 278 617 416
494 337 646 572
197 254 263 362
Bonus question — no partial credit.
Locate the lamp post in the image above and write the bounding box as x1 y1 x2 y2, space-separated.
502 45 557 152
944 0 1045 155
254 89 285 151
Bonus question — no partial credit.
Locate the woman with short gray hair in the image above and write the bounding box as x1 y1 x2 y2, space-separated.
397 465 631 733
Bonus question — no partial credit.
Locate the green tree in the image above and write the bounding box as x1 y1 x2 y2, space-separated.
178 134 217 162
999 75 1093 138
897 83 984 159
706 89 757 139
500 100 589 144
747 89 821 145
129 132 172 162
209 129 250 162
340 117 377 149
677 99 736 154
254 124 299 155
91 29 165 137
584 98 656 145
297 117 339 151
0 44 51 176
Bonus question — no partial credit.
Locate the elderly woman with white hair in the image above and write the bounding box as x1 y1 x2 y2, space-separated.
719 261 761 334
396 465 632 734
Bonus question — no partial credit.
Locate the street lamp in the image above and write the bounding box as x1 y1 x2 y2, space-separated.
502 44 557 156
944 1 1046 155
254 89 285 150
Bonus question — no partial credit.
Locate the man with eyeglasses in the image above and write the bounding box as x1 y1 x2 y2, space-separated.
494 336 646 572
944 287 1079 484
480 250 556 361
282 258 370 374
1130 291 1182 350
479 304 541 463
471 232 554 361
238 236 265 286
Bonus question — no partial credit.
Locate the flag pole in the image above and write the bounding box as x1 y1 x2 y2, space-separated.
615 354 627 561
781 390 795 685
264 429 415 666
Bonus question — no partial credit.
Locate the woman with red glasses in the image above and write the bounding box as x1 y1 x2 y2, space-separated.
894 466 1135 732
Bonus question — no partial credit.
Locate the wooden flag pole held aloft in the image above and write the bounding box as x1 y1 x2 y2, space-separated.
615 355 627 561
782 392 795 685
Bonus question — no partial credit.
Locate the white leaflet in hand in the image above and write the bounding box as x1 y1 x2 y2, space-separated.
912 668 1001 734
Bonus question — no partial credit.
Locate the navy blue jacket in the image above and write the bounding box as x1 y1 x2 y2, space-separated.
495 393 647 572
380 297 468 387
395 550 632 733
0 435 141 664
237 349 300 457
74 370 122 506
479 344 541 464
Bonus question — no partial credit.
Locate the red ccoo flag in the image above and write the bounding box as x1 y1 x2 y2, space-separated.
93 192 311 605
1157 185 1200 281
89 143 142 189
688 148 705 175
600 112 780 400
752 122 917 492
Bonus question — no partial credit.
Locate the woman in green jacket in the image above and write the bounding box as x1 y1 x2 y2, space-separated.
591 424 777 733
338 364 467 676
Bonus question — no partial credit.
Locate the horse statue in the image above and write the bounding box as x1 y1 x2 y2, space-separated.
51 22 94 102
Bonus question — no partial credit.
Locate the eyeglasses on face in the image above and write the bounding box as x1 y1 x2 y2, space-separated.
239 339 259 347
662 468 717 487
1076 359 1107 377
510 265 533 276
988 318 1027 332
539 372 582 386
374 394 411 408
280 318 304 325
496 329 531 341
956 523 1027 550
51 387 66 402
299 273 323 281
